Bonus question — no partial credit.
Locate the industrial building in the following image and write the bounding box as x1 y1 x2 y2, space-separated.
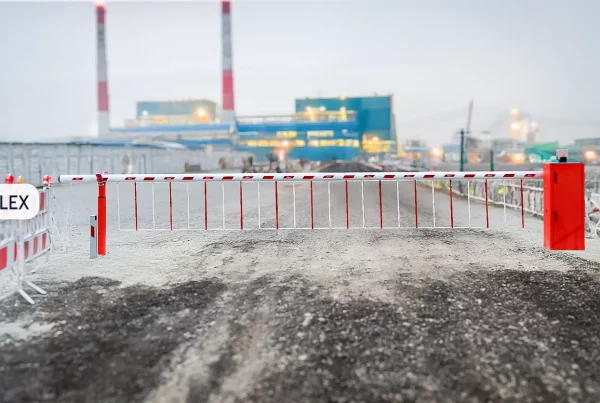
95 0 396 162
295 95 396 154
113 95 396 162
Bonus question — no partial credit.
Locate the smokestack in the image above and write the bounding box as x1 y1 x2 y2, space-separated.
96 0 110 136
221 1 235 124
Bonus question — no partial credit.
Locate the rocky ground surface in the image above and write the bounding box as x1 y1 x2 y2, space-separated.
2 163 600 403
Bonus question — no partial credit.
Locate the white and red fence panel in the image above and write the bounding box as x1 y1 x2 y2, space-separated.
59 171 545 234
0 237 20 303
58 170 591 260
0 187 52 305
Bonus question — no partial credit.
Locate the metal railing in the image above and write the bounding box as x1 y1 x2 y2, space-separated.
59 171 542 238
0 142 253 187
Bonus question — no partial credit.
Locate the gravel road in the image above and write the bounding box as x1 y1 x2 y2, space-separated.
2 164 600 403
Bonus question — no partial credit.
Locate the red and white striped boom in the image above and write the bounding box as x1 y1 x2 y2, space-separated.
58 171 543 183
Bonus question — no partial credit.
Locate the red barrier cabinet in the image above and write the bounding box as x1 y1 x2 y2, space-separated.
543 157 585 250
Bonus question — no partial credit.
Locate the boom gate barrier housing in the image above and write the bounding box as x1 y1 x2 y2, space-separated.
58 154 586 255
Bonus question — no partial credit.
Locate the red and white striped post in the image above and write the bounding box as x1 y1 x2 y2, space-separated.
90 215 98 259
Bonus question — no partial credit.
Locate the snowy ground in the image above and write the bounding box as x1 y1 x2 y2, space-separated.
2 165 600 403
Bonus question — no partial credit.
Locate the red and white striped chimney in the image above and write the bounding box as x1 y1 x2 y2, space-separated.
221 1 235 124
96 0 110 136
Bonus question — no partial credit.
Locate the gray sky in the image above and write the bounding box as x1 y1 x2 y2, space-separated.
1 0 599 145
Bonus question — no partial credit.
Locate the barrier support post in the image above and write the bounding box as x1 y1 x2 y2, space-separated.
543 149 585 250
95 173 107 256
90 215 98 259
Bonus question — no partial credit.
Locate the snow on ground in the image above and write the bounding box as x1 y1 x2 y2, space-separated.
2 170 600 403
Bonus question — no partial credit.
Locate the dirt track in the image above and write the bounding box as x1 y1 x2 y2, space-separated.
2 165 600 403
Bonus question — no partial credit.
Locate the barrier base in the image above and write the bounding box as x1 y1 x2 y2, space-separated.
16 280 47 305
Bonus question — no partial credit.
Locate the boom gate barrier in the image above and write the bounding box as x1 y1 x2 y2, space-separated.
57 153 587 255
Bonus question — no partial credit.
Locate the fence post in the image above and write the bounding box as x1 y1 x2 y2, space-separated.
90 215 98 259
95 173 107 255
543 149 585 250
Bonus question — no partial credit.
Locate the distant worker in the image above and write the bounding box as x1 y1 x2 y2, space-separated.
267 151 277 170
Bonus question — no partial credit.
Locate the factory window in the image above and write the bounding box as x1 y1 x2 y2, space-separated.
309 140 319 147
276 131 297 138
246 140 258 147
294 140 306 147
307 130 334 138
258 140 269 147
268 140 280 147
320 140 337 147
337 139 345 147
353 140 360 148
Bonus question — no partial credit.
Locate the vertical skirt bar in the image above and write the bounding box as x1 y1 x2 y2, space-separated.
346 180 349 229
328 181 332 229
310 181 314 230
204 182 208 230
186 183 190 230
378 180 383 229
503 180 507 228
396 180 400 228
240 182 244 230
361 180 365 228
134 182 138 231
431 181 436 228
292 182 296 229
484 180 489 228
467 180 471 228
221 183 225 230
117 183 121 231
413 181 418 228
449 180 454 228
275 181 279 230
152 182 156 229
520 179 525 228
169 182 173 231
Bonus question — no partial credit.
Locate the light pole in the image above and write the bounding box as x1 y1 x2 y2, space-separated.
459 128 465 172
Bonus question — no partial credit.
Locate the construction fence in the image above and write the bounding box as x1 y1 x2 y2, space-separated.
0 186 52 305
428 178 600 235
0 142 254 187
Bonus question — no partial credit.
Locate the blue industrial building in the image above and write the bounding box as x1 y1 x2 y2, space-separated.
295 95 395 153
110 95 396 161
235 118 360 161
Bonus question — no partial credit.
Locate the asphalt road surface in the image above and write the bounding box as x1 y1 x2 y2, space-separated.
2 163 600 403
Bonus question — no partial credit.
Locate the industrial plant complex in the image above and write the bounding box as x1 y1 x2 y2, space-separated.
92 0 599 165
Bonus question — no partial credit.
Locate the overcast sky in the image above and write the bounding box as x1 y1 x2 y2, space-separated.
1 0 599 145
